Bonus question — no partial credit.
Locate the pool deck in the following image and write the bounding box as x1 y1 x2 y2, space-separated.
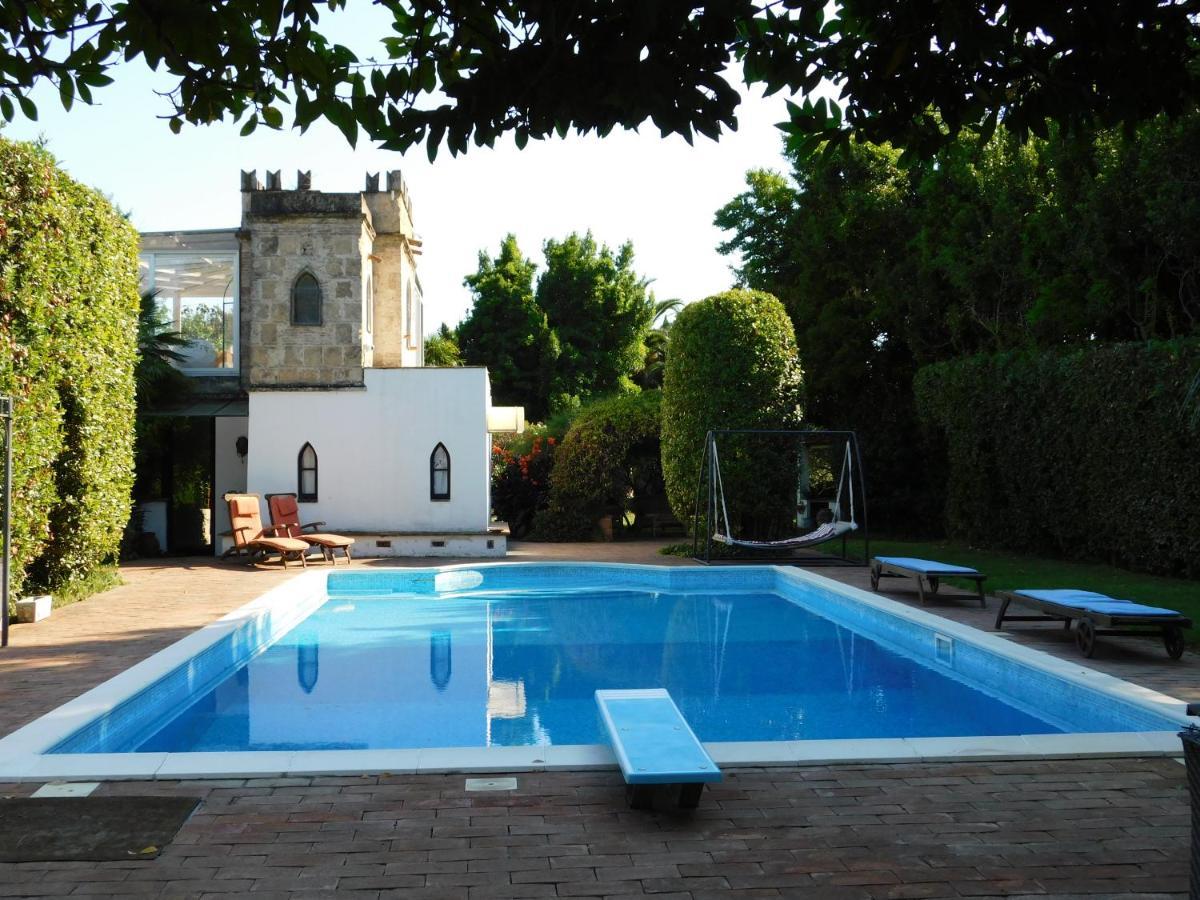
0 541 1193 897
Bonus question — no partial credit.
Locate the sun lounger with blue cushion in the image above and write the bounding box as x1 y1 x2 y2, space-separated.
994 589 1191 659
870 557 986 608
595 689 720 810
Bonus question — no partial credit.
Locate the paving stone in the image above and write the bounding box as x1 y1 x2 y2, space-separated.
0 549 1193 897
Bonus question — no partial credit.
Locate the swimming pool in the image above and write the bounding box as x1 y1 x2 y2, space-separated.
0 564 1187 780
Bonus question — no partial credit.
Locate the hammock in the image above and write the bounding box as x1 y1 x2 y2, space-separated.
709 437 858 551
713 519 856 550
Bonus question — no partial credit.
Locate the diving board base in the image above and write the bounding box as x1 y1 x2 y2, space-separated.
627 782 705 811
595 689 721 811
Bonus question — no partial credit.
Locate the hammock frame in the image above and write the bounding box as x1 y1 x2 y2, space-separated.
690 429 870 567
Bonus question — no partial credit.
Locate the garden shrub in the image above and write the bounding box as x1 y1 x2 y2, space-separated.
661 289 804 536
914 339 1200 577
491 434 556 539
535 390 664 540
0 137 140 597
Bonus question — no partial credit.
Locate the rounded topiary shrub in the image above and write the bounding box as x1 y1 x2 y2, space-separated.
535 390 664 540
661 289 804 537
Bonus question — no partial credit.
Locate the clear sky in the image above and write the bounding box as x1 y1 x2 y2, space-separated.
1 11 798 331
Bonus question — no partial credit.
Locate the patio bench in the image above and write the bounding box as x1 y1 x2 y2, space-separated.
595 688 721 810
870 556 987 608
994 588 1191 659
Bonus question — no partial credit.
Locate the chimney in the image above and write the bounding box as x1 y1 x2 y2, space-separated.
296 170 312 191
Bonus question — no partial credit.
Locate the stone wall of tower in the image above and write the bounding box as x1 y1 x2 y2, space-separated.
363 170 420 369
239 170 373 388
369 233 406 367
241 216 371 387
237 169 423 387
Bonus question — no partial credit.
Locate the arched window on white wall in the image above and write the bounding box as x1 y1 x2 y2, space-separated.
292 272 322 325
298 442 318 501
430 443 450 501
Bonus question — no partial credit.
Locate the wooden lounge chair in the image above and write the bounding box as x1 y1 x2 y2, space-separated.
870 556 987 608
222 493 312 568
994 589 1191 659
266 493 355 565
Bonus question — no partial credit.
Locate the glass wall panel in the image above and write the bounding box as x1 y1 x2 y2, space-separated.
146 253 237 370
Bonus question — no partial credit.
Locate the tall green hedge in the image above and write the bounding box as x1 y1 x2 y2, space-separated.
535 390 663 540
0 137 140 597
914 340 1200 577
661 290 804 535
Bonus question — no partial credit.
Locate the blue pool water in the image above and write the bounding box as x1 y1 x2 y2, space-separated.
111 588 1077 752
51 565 1180 755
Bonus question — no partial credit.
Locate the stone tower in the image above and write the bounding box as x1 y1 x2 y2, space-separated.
238 169 424 389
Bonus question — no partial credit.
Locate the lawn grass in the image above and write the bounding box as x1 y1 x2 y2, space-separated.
8 565 123 618
847 536 1200 641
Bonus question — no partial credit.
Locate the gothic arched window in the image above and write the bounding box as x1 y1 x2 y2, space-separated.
292 272 322 325
430 443 450 501
298 442 318 501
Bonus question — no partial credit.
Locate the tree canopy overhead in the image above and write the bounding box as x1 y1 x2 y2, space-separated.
3 1 1197 159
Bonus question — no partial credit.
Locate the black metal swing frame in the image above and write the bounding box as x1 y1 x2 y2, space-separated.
690 428 870 567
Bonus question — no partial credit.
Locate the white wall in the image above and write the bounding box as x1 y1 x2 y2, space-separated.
247 367 491 532
213 416 249 539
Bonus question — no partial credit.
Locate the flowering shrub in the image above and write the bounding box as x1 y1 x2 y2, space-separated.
491 435 557 538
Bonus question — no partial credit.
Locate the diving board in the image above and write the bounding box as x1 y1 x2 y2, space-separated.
595 689 721 810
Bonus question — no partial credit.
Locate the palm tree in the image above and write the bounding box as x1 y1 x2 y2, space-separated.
635 298 684 389
135 289 191 410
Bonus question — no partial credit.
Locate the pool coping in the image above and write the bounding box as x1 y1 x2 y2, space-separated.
0 562 1190 781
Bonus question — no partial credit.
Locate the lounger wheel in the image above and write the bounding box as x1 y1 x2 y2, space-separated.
1164 625 1186 660
1075 620 1097 658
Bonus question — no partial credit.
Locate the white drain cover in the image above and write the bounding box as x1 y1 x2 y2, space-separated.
32 782 99 798
464 777 518 792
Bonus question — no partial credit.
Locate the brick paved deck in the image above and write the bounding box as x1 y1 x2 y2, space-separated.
0 542 1194 897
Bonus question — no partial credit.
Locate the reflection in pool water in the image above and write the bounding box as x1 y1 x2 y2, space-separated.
296 641 319 694
430 631 452 691
128 589 1068 753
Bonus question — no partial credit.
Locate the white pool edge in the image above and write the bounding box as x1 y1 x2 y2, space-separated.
0 562 1191 782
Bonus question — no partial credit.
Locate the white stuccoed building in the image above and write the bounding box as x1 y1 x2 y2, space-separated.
136 170 520 557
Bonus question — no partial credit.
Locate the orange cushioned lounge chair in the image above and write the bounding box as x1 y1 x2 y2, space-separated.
267 493 355 565
223 493 312 568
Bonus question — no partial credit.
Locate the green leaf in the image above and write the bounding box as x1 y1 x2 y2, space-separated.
0 95 12 121
59 76 74 111
262 106 283 128
16 93 36 120
240 115 258 136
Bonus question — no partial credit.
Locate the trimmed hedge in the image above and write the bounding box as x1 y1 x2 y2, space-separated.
914 340 1200 577
661 290 804 535
0 137 140 597
535 390 663 540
